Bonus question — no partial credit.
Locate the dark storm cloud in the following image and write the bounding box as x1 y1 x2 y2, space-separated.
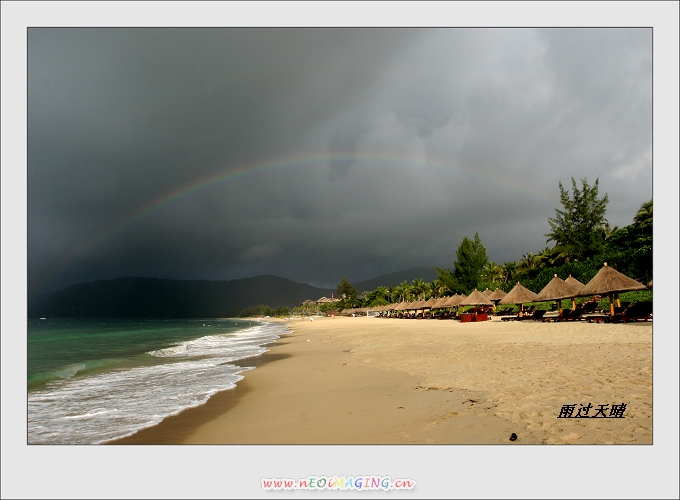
27 27 652 293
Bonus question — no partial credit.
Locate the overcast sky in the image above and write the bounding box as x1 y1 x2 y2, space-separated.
26 27 653 294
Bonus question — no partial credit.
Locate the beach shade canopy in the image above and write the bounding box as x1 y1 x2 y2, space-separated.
565 275 585 290
536 275 583 302
460 289 494 307
482 288 493 297
499 282 538 305
423 297 438 309
487 288 507 301
443 294 465 307
432 297 450 309
578 263 647 297
578 263 647 316
563 275 585 309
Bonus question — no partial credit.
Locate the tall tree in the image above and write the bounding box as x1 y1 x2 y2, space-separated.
481 261 504 283
393 281 411 302
545 176 609 260
633 199 652 227
502 261 517 284
410 278 428 300
453 232 489 294
434 266 457 295
335 277 358 308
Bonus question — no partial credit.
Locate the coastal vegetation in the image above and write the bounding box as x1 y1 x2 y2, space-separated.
336 178 652 311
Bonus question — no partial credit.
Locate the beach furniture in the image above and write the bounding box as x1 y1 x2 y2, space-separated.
577 263 647 316
497 306 515 316
517 309 546 321
536 274 583 316
459 290 494 322
499 282 538 318
565 275 586 310
488 288 507 314
542 308 572 322
560 307 586 321
607 302 653 323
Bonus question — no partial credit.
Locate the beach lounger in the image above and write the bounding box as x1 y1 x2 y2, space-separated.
517 310 546 321
563 307 586 321
608 302 653 323
581 301 599 314
497 307 515 316
543 308 571 322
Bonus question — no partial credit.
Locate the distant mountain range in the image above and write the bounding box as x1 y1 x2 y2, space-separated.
28 266 438 318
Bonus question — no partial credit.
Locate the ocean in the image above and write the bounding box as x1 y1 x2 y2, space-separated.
27 317 289 444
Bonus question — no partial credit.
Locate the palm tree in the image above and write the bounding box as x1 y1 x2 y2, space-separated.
481 261 504 283
411 279 428 300
634 200 652 227
432 277 448 297
373 286 391 304
518 252 538 272
394 281 411 302
502 261 517 284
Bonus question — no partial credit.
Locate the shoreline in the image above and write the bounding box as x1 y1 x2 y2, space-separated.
111 347 290 445
111 316 652 445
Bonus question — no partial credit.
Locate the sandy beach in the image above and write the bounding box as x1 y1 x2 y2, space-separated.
114 315 652 445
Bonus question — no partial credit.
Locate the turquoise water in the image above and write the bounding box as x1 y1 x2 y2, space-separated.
27 318 288 444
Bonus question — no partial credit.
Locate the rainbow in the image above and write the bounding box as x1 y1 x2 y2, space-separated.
35 152 557 294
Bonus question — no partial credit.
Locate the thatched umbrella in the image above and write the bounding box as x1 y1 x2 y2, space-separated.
421 297 438 316
499 282 538 317
536 274 583 314
565 275 586 309
482 288 493 297
487 288 507 313
565 275 585 289
647 280 653 288
394 301 411 317
446 294 465 309
423 296 438 307
431 297 450 310
578 262 647 316
460 289 494 318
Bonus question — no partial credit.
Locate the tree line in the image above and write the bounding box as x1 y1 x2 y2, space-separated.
333 177 652 311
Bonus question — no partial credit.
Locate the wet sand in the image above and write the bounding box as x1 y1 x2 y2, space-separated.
113 316 652 445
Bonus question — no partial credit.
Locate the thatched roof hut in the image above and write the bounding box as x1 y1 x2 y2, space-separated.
460 289 494 306
578 263 647 315
536 275 583 313
408 300 424 310
482 288 493 297
487 288 507 301
432 297 450 308
565 275 585 290
536 275 583 302
499 282 538 305
423 297 438 309
442 294 465 307
578 263 647 297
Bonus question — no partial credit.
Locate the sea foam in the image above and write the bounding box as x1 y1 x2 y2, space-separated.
28 322 288 444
